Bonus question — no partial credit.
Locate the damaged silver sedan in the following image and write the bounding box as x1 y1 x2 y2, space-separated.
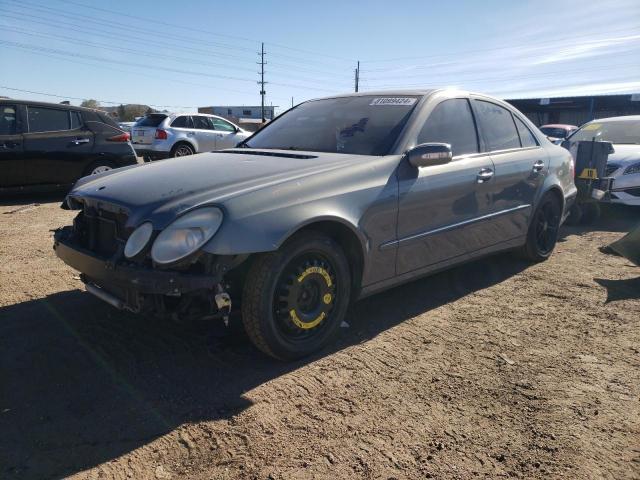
54 89 576 360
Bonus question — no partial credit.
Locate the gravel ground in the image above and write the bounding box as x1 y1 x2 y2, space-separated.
0 198 638 480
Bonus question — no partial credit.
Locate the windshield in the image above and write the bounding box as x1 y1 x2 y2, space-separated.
569 119 640 144
540 127 569 138
243 95 420 155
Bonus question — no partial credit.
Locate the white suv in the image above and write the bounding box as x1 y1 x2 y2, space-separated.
131 113 251 160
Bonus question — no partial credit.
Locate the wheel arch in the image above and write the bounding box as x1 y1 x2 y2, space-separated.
171 140 197 154
280 217 367 293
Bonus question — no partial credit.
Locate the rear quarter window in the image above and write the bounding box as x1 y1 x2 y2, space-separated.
514 117 539 148
171 116 193 128
136 114 167 127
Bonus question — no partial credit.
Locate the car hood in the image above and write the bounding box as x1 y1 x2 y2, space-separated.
608 144 640 166
67 149 370 228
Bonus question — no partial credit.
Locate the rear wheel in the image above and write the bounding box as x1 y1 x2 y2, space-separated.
84 160 115 176
519 193 562 262
171 143 195 157
241 232 351 360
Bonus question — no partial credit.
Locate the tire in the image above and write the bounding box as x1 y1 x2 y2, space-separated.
519 193 562 262
580 202 601 225
241 232 351 360
171 143 195 157
83 160 116 176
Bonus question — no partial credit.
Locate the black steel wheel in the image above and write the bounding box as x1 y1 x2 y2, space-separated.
519 193 562 262
242 232 351 360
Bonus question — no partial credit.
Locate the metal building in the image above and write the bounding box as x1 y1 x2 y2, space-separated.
506 93 640 127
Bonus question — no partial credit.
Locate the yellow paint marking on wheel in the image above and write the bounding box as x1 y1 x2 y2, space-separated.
289 309 326 329
323 293 332 304
578 168 598 180
297 266 332 287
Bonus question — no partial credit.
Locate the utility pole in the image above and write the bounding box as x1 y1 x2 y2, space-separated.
291 96 294 108
258 42 267 123
354 60 360 92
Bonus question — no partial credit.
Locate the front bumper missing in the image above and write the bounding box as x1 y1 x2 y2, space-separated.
53 228 222 300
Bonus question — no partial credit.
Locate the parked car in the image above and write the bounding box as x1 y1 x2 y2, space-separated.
0 99 137 190
117 121 135 134
130 112 250 161
54 90 576 360
540 124 578 143
564 115 640 206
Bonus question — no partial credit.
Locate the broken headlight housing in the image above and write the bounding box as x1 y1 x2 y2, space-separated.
124 221 154 259
151 207 223 265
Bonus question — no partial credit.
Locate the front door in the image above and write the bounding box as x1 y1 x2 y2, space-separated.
210 117 240 149
192 116 217 152
0 104 24 187
396 98 497 275
23 106 95 185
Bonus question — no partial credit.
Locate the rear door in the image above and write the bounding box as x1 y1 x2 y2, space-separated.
472 99 545 241
210 117 240 149
192 116 217 152
396 97 497 274
0 103 24 187
131 114 167 146
22 106 95 185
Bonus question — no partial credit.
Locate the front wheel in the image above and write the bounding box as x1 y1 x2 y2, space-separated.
519 193 562 262
241 232 351 360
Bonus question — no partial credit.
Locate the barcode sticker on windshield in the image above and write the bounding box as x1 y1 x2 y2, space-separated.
370 97 417 106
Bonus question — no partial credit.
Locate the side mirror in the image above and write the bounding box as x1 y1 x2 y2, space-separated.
407 143 452 168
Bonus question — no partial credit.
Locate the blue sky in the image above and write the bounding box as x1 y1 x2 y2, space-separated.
1 0 639 114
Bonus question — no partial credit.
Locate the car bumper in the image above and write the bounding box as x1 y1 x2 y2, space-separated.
53 227 221 298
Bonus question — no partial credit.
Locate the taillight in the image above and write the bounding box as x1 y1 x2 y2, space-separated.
107 132 130 142
155 129 168 140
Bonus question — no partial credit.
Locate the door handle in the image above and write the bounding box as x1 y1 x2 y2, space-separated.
477 168 494 183
187 132 195 136
71 138 90 145
532 160 545 172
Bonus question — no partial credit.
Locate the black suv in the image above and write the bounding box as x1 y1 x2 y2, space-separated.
1 99 138 190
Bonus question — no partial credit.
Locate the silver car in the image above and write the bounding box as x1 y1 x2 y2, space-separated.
565 115 640 206
131 112 250 160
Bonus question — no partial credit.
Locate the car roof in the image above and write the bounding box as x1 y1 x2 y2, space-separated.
541 124 577 129
586 115 640 122
0 98 103 113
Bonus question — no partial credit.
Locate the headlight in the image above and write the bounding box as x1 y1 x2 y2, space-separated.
124 221 153 258
151 207 223 265
624 162 640 175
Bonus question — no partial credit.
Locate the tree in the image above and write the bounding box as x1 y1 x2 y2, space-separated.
117 104 126 120
80 99 100 109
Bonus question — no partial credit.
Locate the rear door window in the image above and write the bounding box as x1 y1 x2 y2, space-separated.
418 98 479 157
27 106 70 133
193 116 214 130
171 116 194 128
0 105 17 135
473 100 520 151
514 117 539 148
135 114 167 127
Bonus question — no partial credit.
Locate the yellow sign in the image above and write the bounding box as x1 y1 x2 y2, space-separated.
289 309 326 329
578 168 598 180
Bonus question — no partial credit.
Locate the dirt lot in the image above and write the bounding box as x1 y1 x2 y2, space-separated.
1 198 638 480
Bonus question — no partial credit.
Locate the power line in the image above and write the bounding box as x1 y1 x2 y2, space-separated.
0 85 196 109
0 24 351 87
